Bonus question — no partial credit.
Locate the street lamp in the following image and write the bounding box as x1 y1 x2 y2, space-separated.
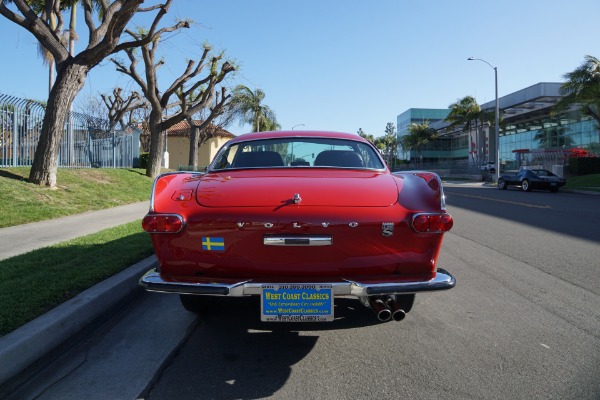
291 124 305 130
468 57 500 183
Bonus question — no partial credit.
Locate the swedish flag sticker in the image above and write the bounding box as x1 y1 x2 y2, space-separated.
202 237 225 251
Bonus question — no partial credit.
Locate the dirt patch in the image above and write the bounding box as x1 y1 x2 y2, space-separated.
75 170 114 184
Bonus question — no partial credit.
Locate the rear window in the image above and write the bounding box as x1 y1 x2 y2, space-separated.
210 137 386 171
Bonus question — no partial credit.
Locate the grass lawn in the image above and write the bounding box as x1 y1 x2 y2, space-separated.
564 173 600 192
0 167 156 336
0 167 153 228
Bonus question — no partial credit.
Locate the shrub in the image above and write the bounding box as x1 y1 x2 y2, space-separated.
569 157 600 175
139 152 150 169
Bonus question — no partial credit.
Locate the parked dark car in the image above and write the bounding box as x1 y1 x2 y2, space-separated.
498 169 566 192
480 161 496 173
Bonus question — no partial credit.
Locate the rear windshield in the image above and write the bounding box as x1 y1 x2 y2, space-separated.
531 169 556 177
209 137 386 171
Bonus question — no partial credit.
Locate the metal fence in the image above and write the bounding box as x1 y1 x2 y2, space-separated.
393 160 483 177
0 93 140 168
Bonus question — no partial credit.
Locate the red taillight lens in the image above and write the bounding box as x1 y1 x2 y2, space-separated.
142 214 184 233
412 213 453 233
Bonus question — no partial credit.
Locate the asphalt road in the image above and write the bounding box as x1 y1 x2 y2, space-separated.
20 185 600 400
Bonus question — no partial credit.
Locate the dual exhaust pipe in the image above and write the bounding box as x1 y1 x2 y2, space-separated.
368 296 406 322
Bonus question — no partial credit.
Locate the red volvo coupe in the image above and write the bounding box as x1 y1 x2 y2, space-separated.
140 131 455 323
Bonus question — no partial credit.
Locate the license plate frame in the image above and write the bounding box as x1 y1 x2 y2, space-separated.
260 284 334 322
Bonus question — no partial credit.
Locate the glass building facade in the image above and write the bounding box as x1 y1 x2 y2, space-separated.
396 108 450 161
397 83 599 174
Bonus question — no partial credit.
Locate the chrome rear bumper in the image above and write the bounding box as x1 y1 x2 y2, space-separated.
139 268 456 297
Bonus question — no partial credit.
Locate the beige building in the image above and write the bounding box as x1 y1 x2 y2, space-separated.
157 120 236 170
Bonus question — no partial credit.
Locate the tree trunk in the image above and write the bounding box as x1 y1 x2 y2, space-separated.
146 110 166 178
188 121 199 168
29 63 89 187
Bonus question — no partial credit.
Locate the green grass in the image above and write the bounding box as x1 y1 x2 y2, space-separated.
0 220 154 336
0 167 156 336
0 167 153 228
564 173 600 192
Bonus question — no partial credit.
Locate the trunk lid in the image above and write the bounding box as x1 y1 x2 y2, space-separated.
196 170 399 207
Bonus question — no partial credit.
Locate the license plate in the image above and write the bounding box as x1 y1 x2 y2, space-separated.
261 284 333 322
550 182 557 186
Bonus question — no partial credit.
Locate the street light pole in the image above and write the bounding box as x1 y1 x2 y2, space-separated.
468 57 500 182
290 124 305 160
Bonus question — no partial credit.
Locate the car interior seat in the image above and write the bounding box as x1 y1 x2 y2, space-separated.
314 150 364 168
233 151 285 168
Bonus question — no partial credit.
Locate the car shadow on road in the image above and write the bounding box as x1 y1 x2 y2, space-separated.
145 297 384 400
444 185 600 243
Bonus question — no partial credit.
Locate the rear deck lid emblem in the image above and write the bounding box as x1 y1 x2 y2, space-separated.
382 222 394 237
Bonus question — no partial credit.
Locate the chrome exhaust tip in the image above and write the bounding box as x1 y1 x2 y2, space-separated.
386 297 406 322
368 297 392 322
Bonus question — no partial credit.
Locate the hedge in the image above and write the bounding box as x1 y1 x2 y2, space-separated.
569 157 600 175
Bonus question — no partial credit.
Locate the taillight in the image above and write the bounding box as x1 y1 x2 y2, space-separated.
412 213 453 233
142 214 184 233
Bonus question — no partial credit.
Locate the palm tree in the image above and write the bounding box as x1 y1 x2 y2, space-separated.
446 96 481 132
446 95 490 165
229 85 278 132
261 116 281 131
66 0 79 56
554 55 600 144
399 122 438 166
15 0 79 92
16 0 58 93
534 125 574 148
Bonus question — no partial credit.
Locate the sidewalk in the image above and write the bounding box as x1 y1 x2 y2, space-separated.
0 201 154 391
0 202 151 261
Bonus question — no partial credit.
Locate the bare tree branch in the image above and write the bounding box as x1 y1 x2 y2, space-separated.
113 33 236 177
81 0 97 39
101 88 145 129
0 0 69 66
114 20 190 54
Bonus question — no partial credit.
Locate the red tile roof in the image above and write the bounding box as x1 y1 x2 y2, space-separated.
166 120 235 138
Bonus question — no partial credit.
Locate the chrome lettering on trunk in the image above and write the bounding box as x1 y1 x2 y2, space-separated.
237 222 274 229
236 222 360 229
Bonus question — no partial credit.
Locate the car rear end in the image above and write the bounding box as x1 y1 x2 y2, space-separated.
140 132 455 322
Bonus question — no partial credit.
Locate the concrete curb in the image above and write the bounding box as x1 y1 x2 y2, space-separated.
0 255 156 387
563 188 600 195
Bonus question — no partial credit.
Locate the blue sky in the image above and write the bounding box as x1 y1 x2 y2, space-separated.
1 0 599 137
